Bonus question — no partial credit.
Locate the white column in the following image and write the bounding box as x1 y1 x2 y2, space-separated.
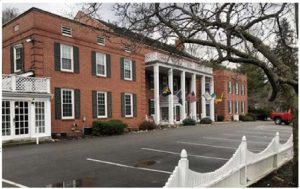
154 64 160 124
191 73 197 120
168 68 174 124
180 71 186 121
201 75 206 119
210 77 215 121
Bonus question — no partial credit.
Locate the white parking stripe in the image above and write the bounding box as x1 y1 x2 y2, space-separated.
223 133 273 139
255 128 291 133
177 141 261 152
2 178 28 188
236 130 290 136
202 136 269 144
141 148 229 161
87 158 171 174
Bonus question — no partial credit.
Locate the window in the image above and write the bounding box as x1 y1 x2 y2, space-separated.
14 44 23 72
205 82 210 93
2 101 11 136
173 78 179 92
97 92 107 118
235 101 239 114
149 99 155 115
61 44 73 72
124 93 133 117
228 100 232 114
97 36 105 45
124 59 132 80
236 82 239 95
96 52 106 76
241 101 245 114
61 26 72 37
162 76 168 88
148 74 154 90
61 89 74 119
228 80 232 94
14 24 19 32
241 83 245 95
35 102 45 133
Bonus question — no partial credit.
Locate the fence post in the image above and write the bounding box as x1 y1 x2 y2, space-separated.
240 136 247 187
178 149 189 187
273 132 279 169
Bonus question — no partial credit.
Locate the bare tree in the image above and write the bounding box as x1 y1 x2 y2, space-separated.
82 3 298 185
2 7 19 24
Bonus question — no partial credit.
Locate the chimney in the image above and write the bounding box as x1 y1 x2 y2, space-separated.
175 39 185 51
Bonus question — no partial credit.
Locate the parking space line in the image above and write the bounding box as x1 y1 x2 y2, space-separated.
236 130 290 136
223 133 273 139
86 158 172 174
2 178 28 188
177 141 261 153
255 128 291 133
202 136 269 144
141 148 229 161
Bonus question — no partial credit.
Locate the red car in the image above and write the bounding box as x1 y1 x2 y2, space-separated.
270 109 292 125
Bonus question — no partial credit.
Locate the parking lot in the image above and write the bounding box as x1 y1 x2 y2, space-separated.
2 121 292 187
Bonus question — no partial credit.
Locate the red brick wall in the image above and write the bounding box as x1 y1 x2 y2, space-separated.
214 69 248 121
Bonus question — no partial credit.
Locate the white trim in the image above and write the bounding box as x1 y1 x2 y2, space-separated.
96 36 106 46
235 82 239 95
13 44 23 73
61 26 72 37
124 93 133 117
60 44 74 72
61 88 75 119
95 52 107 77
123 58 132 81
235 101 239 114
96 91 107 118
228 100 232 114
228 80 232 94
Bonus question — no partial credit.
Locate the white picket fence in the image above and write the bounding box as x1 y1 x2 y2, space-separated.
164 132 293 187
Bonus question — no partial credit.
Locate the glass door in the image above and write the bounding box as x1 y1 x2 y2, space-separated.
14 101 29 136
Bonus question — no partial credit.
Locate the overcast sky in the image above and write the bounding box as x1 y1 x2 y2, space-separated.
2 3 117 22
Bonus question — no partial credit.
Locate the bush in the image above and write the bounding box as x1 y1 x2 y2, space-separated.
239 115 254 121
216 115 224 122
182 118 196 126
246 113 257 121
139 121 157 130
200 117 213 124
92 120 127 136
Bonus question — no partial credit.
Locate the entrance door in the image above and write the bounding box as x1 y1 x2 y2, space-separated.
173 105 181 122
14 101 29 136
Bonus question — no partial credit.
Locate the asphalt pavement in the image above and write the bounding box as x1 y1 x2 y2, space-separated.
2 121 292 187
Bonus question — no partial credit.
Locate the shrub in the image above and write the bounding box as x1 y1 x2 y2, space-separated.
239 115 254 121
182 118 196 126
200 117 213 124
92 120 127 136
246 113 257 121
216 115 224 122
139 121 157 130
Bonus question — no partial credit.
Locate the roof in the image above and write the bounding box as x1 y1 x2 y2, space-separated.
3 7 200 62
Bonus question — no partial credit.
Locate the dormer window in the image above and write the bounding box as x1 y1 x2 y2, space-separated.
124 44 132 52
61 26 72 37
97 36 105 45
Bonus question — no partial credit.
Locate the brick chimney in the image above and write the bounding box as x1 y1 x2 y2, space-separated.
175 39 185 51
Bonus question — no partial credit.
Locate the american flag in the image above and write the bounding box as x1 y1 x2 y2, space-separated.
186 91 197 102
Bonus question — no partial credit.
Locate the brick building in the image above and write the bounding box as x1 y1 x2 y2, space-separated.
2 8 214 139
214 69 248 121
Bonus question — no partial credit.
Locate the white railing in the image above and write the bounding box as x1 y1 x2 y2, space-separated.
2 74 50 93
164 132 293 187
145 52 213 74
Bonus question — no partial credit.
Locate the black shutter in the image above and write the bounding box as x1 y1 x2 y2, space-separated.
107 92 112 117
132 60 136 81
54 43 61 71
121 93 125 117
91 51 96 75
73 46 79 73
106 54 111 78
120 57 124 80
92 91 97 118
75 89 81 119
55 88 61 119
10 46 14 73
133 93 137 117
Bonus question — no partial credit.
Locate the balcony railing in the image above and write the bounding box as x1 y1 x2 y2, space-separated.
145 52 213 74
2 74 50 93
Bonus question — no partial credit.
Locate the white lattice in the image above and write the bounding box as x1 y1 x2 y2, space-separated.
2 75 12 91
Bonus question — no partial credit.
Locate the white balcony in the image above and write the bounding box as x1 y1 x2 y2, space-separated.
2 74 50 94
145 52 213 74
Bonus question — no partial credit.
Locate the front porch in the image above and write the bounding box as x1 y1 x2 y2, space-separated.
145 52 215 125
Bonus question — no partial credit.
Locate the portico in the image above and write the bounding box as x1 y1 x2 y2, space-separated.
145 52 214 125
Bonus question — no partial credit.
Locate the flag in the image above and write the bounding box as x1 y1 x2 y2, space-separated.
203 92 211 100
176 90 182 104
210 93 216 99
161 86 171 97
187 91 197 102
215 92 224 104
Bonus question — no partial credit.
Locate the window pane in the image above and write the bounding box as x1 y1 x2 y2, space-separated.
124 59 131 79
125 94 132 116
35 102 45 133
61 45 72 70
2 101 10 136
62 90 73 117
97 92 106 116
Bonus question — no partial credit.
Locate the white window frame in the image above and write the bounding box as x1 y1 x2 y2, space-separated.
61 89 75 119
236 82 239 95
124 93 133 117
61 26 72 37
235 101 239 114
228 80 232 94
124 59 132 81
14 44 23 73
96 52 107 77
228 100 232 114
97 91 107 118
242 101 245 114
60 44 74 72
97 36 105 46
